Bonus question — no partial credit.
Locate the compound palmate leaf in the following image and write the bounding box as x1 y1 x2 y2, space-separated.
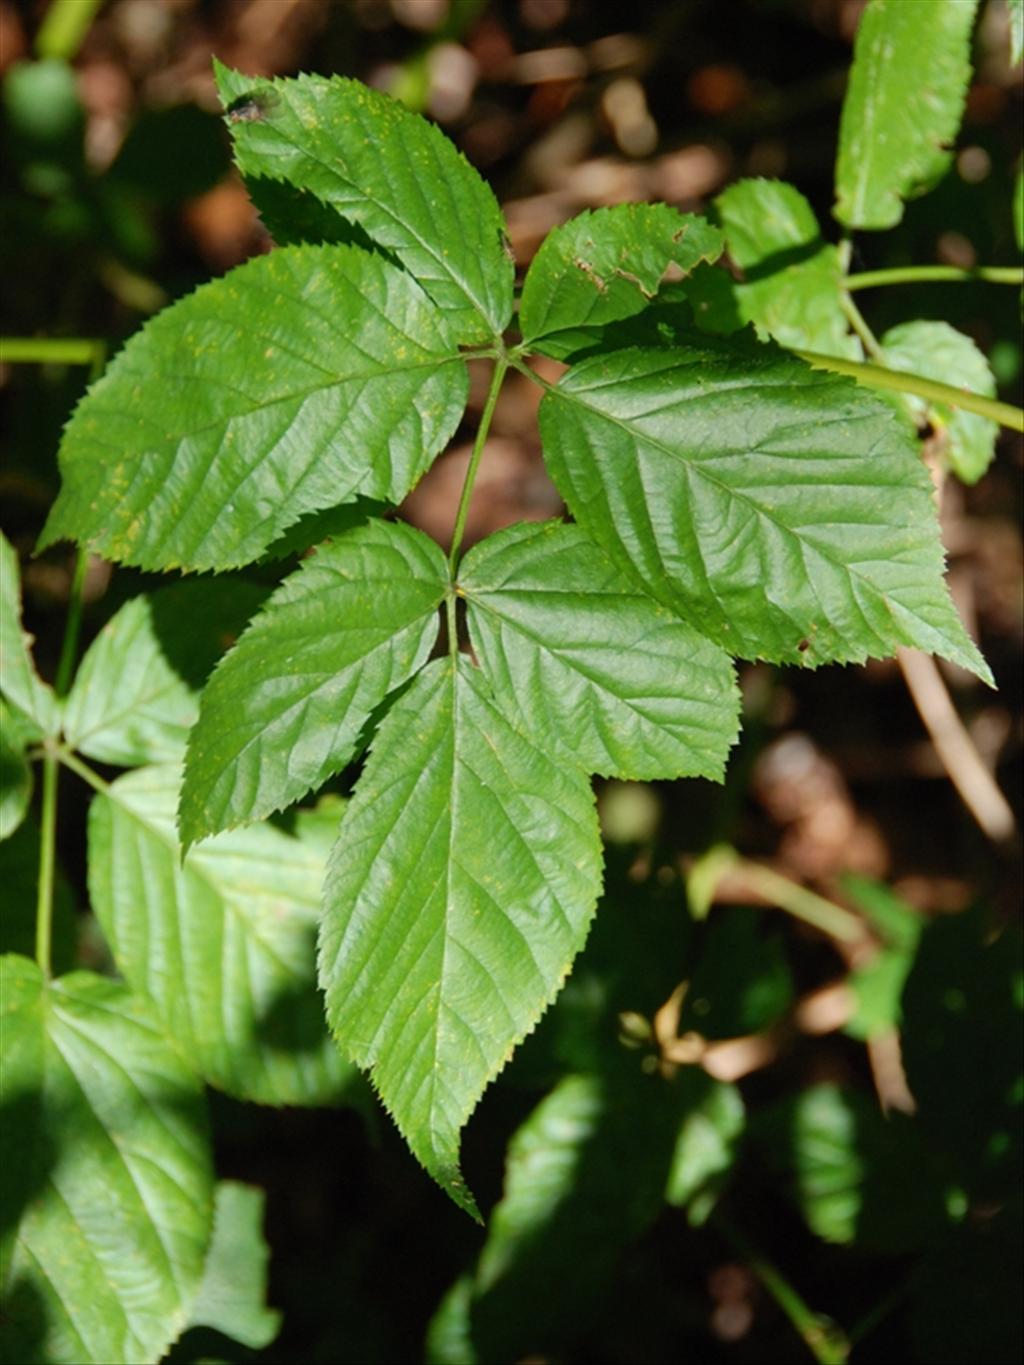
460 521 739 780
519 203 723 360
181 519 447 847
538 333 991 681
318 656 603 1218
0 956 213 1365
39 243 467 572
834 0 978 230
88 765 357 1107
214 61 514 343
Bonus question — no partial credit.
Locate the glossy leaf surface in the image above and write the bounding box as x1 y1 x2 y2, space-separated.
461 521 739 780
318 656 602 1217
519 204 723 359
181 520 446 846
539 335 990 680
40 245 467 571
834 0 978 229
214 62 513 341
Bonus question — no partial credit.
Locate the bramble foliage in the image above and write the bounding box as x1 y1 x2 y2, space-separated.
2 2 1020 1359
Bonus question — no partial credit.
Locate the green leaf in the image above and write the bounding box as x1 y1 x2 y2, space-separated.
63 581 266 767
0 699 33 840
538 333 991 681
39 244 468 572
1014 164 1023 253
183 1182 281 1351
752 1083 947 1253
214 62 513 342
834 0 979 229
318 656 603 1217
880 320 999 484
460 521 739 781
663 1071 744 1224
88 765 358 1107
840 876 922 1040
519 204 723 360
697 178 859 358
181 520 446 847
901 908 1022 1202
678 907 794 1040
0 956 214 1365
445 1061 724 1360
1010 0 1023 66
0 531 60 738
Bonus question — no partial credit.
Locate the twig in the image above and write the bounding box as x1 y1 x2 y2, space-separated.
897 648 1015 843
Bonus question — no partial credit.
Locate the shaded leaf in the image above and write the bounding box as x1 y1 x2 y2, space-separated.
181 519 446 846
663 1071 744 1224
834 0 979 229
538 334 990 680
519 204 723 360
0 531 59 738
0 699 33 840
751 1083 947 1253
901 908 1022 1202
0 820 76 971
678 906 793 1040
214 62 513 342
0 956 213 1365
841 876 922 1040
696 178 859 358
63 581 266 767
460 521 739 781
88 765 358 1107
39 244 468 571
184 1182 281 1351
1010 0 1023 66
318 656 602 1217
880 320 999 484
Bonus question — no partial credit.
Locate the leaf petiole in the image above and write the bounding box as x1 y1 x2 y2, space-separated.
846 265 1024 291
793 348 1024 432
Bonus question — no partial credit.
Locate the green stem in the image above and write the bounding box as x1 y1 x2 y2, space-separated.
793 348 1024 432
714 1214 850 1365
35 0 103 60
445 354 509 651
839 292 885 361
734 857 866 944
55 548 88 696
1 336 105 366
846 264 1024 290
56 746 109 795
35 746 59 979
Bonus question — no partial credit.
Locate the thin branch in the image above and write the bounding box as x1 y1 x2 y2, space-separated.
846 265 1023 291
897 647 1015 843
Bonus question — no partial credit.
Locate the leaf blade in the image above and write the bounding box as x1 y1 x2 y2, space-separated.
0 957 214 1365
519 204 723 359
834 0 979 230
538 335 990 680
0 531 60 738
63 580 266 767
88 767 358 1108
214 62 513 341
318 656 603 1215
460 521 739 780
39 244 468 571
181 519 446 846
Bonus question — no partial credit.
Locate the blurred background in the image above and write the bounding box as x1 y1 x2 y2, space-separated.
2 1 1021 1362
